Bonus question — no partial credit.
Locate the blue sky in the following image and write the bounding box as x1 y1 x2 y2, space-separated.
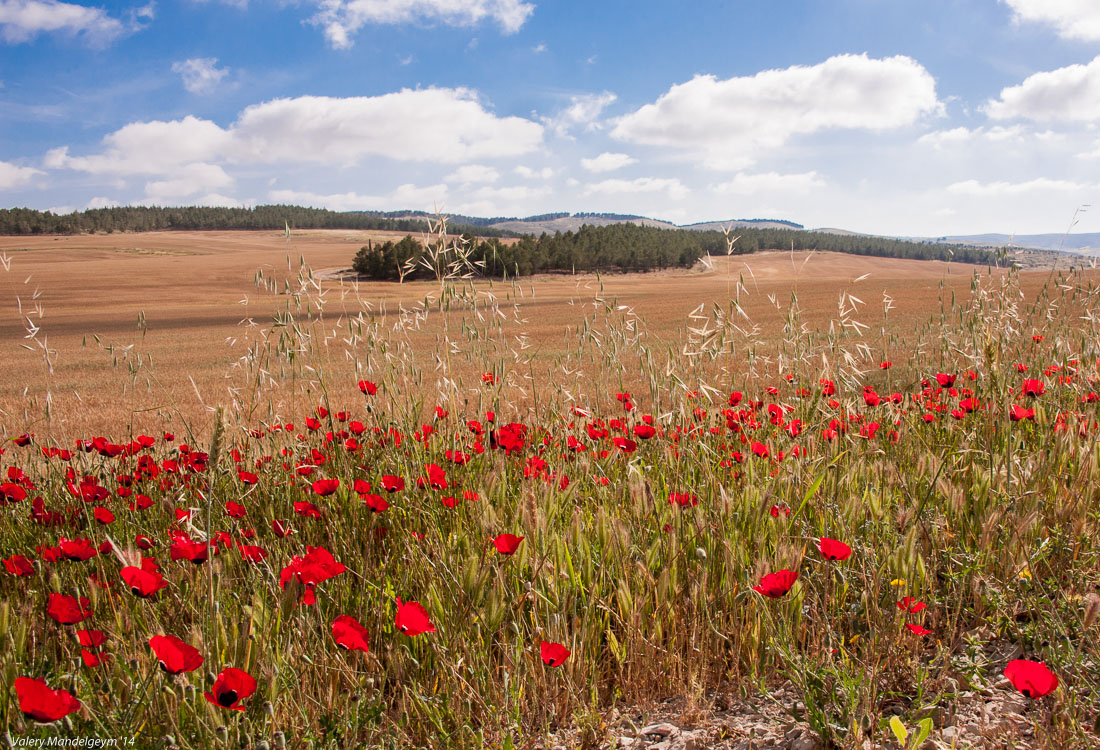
2 0 1100 236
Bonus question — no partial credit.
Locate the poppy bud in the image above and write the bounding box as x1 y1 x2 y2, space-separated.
274 732 286 749
695 547 707 560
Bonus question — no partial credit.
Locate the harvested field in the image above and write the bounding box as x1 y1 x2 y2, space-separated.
0 230 1087 439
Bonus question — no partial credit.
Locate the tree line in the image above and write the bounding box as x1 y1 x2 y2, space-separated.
0 204 1002 270
0 205 509 237
352 222 1001 281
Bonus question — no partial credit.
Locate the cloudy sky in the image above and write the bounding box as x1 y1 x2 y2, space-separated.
2 0 1100 236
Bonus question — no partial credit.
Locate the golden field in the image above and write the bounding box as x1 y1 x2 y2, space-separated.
0 229 1088 439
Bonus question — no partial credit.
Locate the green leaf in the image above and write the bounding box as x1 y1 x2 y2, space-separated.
912 717 934 748
889 716 908 746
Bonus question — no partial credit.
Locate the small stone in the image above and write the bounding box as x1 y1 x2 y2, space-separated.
618 739 635 749
641 723 680 739
786 730 823 750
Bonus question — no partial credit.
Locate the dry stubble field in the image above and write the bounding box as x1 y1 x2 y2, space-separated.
0 229 1078 440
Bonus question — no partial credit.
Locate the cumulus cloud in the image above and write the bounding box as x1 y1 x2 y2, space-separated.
918 125 1031 148
0 159 43 189
612 54 941 170
946 177 1096 196
445 164 500 184
711 171 825 195
45 116 236 174
172 58 229 94
1001 0 1100 41
583 176 688 200
85 196 120 210
310 0 534 49
542 91 616 137
143 163 234 204
269 183 449 212
47 89 542 179
0 0 136 45
580 152 636 173
986 55 1100 122
513 165 553 180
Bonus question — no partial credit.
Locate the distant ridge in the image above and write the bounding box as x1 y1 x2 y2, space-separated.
926 233 1100 253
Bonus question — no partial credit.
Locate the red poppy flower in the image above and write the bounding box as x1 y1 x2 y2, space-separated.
1004 659 1059 698
47 593 92 625
668 492 698 507
935 373 956 388
59 537 98 562
238 471 258 485
381 475 404 493
818 538 852 561
905 623 933 636
331 615 370 653
81 648 109 668
492 533 524 556
92 507 115 524
272 519 295 538
633 424 657 440
363 493 389 513
1021 379 1045 397
395 598 435 636
14 677 81 722
358 379 377 395
753 569 798 598
770 504 790 518
540 640 570 667
204 668 257 711
121 566 167 597
4 554 34 576
149 635 204 674
897 596 927 614
1010 404 1035 422
311 478 340 496
612 436 637 453
77 629 106 648
0 482 27 503
294 500 322 518
170 539 208 565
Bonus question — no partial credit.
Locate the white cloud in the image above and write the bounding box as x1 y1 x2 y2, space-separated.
918 125 1029 148
945 177 1096 196
85 196 119 210
0 159 43 189
0 0 129 44
231 90 542 164
310 0 534 49
612 54 942 170
711 171 825 195
986 55 1100 122
513 165 553 180
47 89 543 180
143 163 234 204
172 58 229 95
1001 0 1100 41
580 152 636 173
451 184 552 216
543 91 616 137
445 164 500 184
583 176 688 200
270 183 448 212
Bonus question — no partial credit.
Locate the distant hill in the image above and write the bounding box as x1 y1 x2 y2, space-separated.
679 218 804 231
924 233 1100 253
